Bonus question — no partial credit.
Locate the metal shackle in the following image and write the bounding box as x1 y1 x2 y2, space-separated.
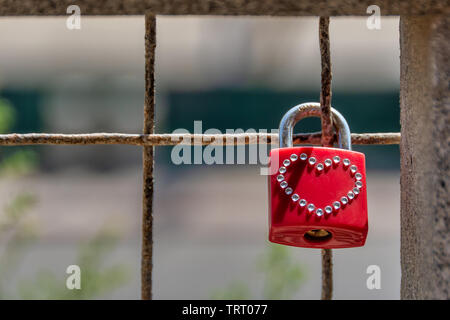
278 102 352 150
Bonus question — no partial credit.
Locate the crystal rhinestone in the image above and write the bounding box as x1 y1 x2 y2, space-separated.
324 159 332 167
341 196 348 205
348 191 355 200
343 159 351 167
299 199 307 207
291 194 299 202
355 181 363 189
355 173 362 180
316 209 324 217
325 206 333 214
277 174 285 182
353 187 360 195
333 156 340 164
279 166 286 174
333 201 341 210
283 159 291 167
300 153 308 160
307 203 315 212
285 187 293 195
280 181 288 188
308 157 316 165
350 165 357 173
290 154 298 161
316 163 324 171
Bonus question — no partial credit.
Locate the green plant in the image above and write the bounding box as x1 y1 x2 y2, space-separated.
211 244 306 300
0 97 129 299
0 193 38 299
0 98 39 299
17 227 129 300
258 244 305 299
211 281 251 300
0 98 15 134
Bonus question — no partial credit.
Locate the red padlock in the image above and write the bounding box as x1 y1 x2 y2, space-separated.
268 103 368 249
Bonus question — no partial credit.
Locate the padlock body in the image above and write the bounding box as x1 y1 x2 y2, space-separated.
268 146 368 249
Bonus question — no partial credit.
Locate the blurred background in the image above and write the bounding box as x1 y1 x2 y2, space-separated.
0 16 400 299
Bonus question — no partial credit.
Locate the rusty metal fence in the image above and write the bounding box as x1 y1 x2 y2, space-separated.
2 1 445 300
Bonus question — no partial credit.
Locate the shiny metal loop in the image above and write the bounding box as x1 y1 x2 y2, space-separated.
279 102 351 150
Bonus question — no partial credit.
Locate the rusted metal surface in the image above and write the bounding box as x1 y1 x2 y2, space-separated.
0 0 448 16
0 132 401 146
319 17 334 148
321 249 333 300
319 16 334 301
142 13 156 300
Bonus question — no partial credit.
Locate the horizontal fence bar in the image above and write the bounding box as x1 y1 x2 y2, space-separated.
0 0 446 16
0 132 400 146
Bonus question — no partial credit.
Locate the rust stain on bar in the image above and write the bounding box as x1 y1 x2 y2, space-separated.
319 16 333 301
142 13 156 300
0 0 446 16
0 132 401 146
321 248 333 300
319 16 334 148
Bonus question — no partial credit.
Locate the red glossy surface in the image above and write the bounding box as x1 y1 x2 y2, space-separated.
268 147 368 249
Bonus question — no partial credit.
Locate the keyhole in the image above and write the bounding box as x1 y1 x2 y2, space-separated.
304 229 332 242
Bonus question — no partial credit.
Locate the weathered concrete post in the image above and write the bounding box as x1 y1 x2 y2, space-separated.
400 15 449 299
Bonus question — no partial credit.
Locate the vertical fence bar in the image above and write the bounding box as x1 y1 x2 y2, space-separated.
399 15 449 299
142 13 156 300
319 16 334 147
319 16 334 300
